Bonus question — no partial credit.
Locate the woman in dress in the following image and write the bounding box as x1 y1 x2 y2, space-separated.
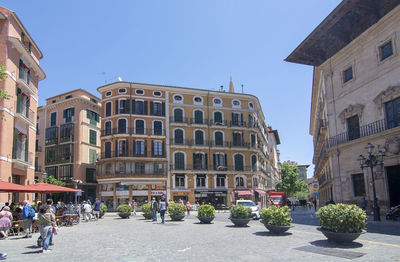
0 206 13 239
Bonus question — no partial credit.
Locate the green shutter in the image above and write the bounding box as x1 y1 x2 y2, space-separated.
63 109 67 118
71 107 75 116
25 136 28 162
12 128 18 158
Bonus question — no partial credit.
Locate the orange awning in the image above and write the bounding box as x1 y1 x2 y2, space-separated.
0 181 36 193
236 190 253 197
255 189 266 196
24 183 83 193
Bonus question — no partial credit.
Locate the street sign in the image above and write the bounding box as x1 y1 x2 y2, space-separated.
314 192 319 196
312 180 319 192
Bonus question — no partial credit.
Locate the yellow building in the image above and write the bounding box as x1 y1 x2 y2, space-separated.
96 79 280 209
36 89 101 201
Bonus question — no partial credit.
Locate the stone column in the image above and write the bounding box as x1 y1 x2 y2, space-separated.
128 185 133 202
147 185 152 201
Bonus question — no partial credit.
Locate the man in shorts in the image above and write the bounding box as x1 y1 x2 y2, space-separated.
93 198 101 220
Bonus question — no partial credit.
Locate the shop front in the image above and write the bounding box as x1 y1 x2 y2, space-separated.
195 189 227 209
254 189 267 207
235 190 253 201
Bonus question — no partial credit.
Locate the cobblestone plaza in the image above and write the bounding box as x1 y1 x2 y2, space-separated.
1 209 399 262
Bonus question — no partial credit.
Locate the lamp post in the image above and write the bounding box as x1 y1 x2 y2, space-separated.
71 179 82 204
357 143 385 221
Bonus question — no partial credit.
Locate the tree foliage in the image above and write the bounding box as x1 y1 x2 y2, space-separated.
276 162 308 197
0 65 11 100
42 176 66 187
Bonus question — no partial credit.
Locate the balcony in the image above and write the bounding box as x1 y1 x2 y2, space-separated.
97 162 167 178
170 165 252 172
170 116 189 124
230 120 247 127
60 123 74 143
99 150 166 159
190 118 208 125
210 119 228 126
45 127 58 145
12 147 33 166
35 165 43 172
15 101 35 124
101 128 166 137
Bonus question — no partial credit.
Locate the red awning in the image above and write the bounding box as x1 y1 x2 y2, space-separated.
0 181 36 193
24 183 83 193
18 130 27 136
255 189 266 196
236 190 253 197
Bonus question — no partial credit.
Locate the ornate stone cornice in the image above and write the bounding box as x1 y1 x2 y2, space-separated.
373 85 400 110
338 104 364 124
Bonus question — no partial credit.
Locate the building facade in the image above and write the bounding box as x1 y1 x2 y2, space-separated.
36 89 101 202
284 161 309 182
286 0 400 212
0 7 45 203
96 79 281 209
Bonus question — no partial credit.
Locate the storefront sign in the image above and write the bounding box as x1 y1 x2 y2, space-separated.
151 191 166 196
176 192 186 196
195 191 226 194
312 180 319 192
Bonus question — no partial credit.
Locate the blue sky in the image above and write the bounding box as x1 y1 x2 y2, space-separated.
3 0 341 177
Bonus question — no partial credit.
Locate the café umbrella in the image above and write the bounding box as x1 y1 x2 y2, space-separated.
24 183 83 193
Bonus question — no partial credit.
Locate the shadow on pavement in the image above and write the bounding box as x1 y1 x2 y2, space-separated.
25 245 40 249
225 225 250 228
21 250 43 254
193 222 214 225
253 231 292 237
310 240 363 249
366 222 400 236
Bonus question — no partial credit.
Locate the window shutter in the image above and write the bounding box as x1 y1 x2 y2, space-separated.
27 70 30 84
144 141 147 156
132 100 135 114
150 101 154 115
126 100 130 114
213 153 216 170
205 154 208 169
144 101 148 115
224 153 227 167
71 107 75 116
116 101 119 114
162 102 165 116
12 128 18 158
151 141 154 156
240 113 243 124
25 136 29 161
193 153 195 167
63 109 67 118
162 141 165 156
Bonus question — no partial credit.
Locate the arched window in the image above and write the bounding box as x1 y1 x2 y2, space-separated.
251 155 257 171
174 129 184 145
214 131 224 146
234 154 244 171
153 121 163 135
117 119 127 134
104 141 112 158
135 120 145 134
213 111 223 124
195 130 204 145
194 110 203 124
174 108 183 123
105 121 112 136
105 102 112 117
235 177 245 188
250 134 256 147
174 152 185 170
193 153 207 170
253 177 258 187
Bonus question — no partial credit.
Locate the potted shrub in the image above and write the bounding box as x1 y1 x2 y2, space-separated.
168 203 186 221
260 205 292 234
99 204 107 218
141 203 152 219
229 205 252 227
117 204 133 219
197 204 215 224
317 203 366 243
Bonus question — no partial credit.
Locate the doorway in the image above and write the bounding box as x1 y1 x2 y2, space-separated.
386 165 400 207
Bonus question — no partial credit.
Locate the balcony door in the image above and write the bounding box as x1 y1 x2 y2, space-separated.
347 115 360 141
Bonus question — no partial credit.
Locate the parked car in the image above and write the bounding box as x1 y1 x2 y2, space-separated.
235 200 260 219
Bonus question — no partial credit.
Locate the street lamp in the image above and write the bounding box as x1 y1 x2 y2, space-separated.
357 143 385 221
71 179 82 204
42 171 47 180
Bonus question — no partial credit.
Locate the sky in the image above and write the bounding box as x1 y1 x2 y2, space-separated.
2 0 341 177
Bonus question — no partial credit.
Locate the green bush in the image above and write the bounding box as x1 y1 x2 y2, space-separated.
198 204 215 217
117 204 133 213
100 204 107 216
260 205 292 226
230 204 252 219
141 203 152 214
317 203 366 233
167 203 186 216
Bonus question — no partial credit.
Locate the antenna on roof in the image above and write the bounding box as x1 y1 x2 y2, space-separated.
100 72 107 83
241 84 244 93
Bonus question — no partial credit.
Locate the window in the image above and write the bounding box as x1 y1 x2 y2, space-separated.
253 177 258 187
174 152 185 170
380 41 393 61
250 134 256 147
213 98 222 106
194 130 204 145
196 174 206 188
232 112 243 126
118 99 129 114
152 141 163 156
150 101 162 116
347 115 360 141
117 140 128 156
235 177 245 187
174 129 184 144
89 149 97 164
89 130 97 145
118 119 127 134
194 110 203 124
175 174 185 187
86 168 96 183
232 100 241 107
352 173 366 197
133 100 146 115
50 112 57 127
21 32 25 44
213 153 226 170
251 155 257 171
65 95 72 99
134 140 146 156
118 88 126 94
60 123 74 142
60 165 73 181
45 127 58 145
135 162 145 174
63 107 74 123
153 121 163 135
35 139 39 152
105 121 112 136
213 111 223 124
385 97 400 129
343 67 353 83
216 174 226 187
105 102 112 117
214 131 223 146
248 102 254 109
194 97 202 104
193 153 207 170
90 98 98 104
154 163 164 174
249 114 255 128
105 91 112 97
233 132 243 146
234 154 244 171
174 95 183 102
104 142 112 158
52 100 56 104
28 42 32 53
45 166 58 179
135 89 144 95
153 91 161 97
135 119 145 134
174 108 183 122
87 109 99 126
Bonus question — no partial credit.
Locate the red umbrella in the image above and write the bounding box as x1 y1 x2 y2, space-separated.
0 180 36 193
24 183 83 193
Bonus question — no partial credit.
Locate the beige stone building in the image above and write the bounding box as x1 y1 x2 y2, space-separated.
36 89 101 201
96 79 281 209
286 0 400 212
0 6 45 204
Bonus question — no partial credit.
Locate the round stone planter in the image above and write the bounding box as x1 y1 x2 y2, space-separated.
318 227 363 243
261 221 291 234
197 216 215 224
143 213 153 220
170 214 185 221
229 217 250 227
118 212 131 219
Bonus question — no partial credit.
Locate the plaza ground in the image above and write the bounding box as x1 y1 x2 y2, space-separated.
1 208 399 262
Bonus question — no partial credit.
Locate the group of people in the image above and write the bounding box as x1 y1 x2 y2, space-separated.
148 198 193 224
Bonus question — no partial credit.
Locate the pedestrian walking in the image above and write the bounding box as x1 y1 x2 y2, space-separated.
186 201 191 216
0 206 12 239
22 200 35 238
360 197 367 211
37 204 56 253
131 200 136 216
159 198 167 224
151 198 158 221
82 201 92 222
93 198 101 220
313 199 317 212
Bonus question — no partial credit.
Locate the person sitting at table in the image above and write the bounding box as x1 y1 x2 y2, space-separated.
0 206 13 239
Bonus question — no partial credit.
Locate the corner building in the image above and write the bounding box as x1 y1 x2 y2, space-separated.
0 7 45 204
97 79 280 209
